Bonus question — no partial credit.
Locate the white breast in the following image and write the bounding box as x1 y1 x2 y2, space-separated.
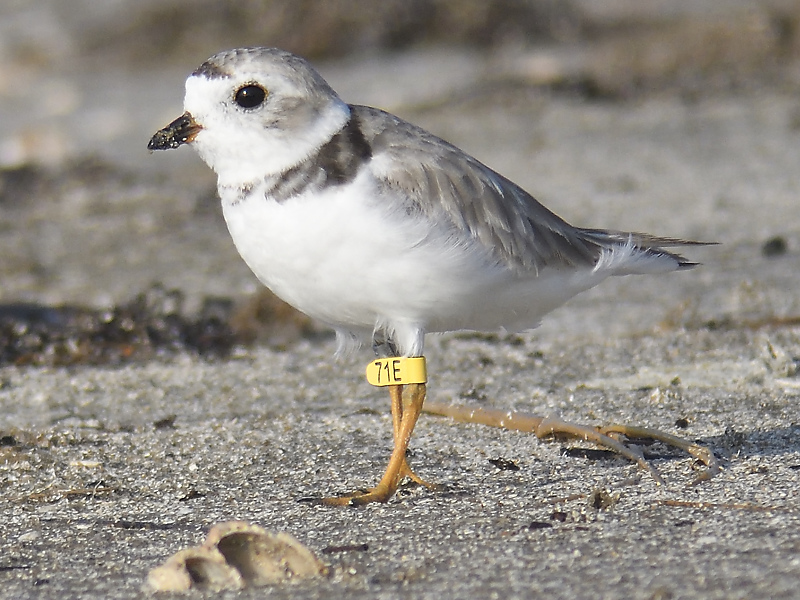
222 172 495 326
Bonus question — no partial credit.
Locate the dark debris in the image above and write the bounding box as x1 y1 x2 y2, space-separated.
0 434 18 446
0 284 325 368
524 521 553 531
762 235 788 257
588 488 617 510
488 457 521 471
0 284 238 367
153 415 177 430
0 157 136 208
321 543 369 554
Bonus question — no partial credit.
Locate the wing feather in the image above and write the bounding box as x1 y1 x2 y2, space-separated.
353 105 707 272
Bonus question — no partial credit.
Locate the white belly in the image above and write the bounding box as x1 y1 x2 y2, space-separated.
221 174 610 343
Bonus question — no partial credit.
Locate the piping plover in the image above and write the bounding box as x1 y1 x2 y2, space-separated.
149 47 715 504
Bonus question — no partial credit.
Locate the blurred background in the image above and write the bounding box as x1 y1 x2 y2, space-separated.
1 0 800 362
2 0 799 168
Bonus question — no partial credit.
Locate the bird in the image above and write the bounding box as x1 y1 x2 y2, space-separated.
149 47 717 505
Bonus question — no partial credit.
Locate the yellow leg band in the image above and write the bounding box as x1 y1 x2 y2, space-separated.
366 357 427 387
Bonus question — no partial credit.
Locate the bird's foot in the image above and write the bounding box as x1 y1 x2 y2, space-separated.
313 458 441 506
593 422 721 484
423 402 721 485
300 373 444 507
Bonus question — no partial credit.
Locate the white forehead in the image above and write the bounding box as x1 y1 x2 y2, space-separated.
182 47 337 115
183 75 229 117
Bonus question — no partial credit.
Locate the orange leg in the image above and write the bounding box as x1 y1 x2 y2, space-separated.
321 382 437 506
391 385 438 488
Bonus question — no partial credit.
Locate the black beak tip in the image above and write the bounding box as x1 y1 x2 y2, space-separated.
147 129 175 152
147 112 200 152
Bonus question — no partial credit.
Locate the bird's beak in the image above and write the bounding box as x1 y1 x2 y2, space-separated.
148 111 202 151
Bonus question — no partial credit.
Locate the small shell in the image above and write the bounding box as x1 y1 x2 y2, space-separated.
147 546 243 592
147 521 326 592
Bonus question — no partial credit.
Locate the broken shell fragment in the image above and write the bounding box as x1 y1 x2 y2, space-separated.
147 521 326 592
147 547 243 592
205 521 326 585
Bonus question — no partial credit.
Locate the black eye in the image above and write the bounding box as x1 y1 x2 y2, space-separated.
234 84 267 109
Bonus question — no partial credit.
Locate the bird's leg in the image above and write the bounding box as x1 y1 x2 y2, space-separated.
389 383 403 440
391 384 439 488
386 384 422 484
321 382 433 506
423 402 721 484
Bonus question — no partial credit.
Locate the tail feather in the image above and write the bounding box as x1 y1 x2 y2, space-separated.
579 228 717 275
580 228 717 248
